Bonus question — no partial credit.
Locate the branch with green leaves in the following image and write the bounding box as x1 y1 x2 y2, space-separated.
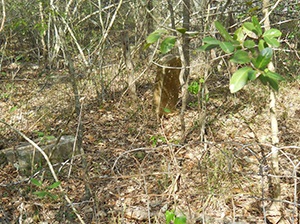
198 16 284 93
145 28 197 54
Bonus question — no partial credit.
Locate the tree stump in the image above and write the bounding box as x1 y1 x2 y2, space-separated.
153 55 181 120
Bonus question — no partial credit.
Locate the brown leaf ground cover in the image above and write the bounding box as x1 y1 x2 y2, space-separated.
0 64 300 223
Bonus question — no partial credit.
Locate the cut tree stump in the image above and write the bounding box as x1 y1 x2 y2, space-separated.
153 55 181 120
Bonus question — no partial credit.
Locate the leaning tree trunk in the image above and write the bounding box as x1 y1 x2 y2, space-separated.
263 0 283 223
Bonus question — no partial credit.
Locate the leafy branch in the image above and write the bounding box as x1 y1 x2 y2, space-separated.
198 16 284 93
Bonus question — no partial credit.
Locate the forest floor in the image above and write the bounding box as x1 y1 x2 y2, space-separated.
0 63 300 224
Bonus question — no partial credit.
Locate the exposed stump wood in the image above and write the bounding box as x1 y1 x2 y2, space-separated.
153 55 181 120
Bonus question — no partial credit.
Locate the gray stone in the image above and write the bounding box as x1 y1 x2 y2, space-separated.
0 135 76 173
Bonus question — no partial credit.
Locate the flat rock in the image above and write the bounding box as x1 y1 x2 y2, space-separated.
0 135 76 174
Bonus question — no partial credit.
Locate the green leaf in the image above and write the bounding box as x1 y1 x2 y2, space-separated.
160 36 176 54
230 50 251 64
197 37 221 51
176 27 186 34
188 81 199 95
163 107 171 113
48 193 59 200
186 31 199 36
37 131 44 137
143 43 152 50
165 210 175 224
174 216 187 224
266 76 279 91
244 40 255 49
263 29 281 47
48 181 61 189
233 27 244 42
9 106 18 113
258 74 268 85
214 21 233 42
229 67 253 93
265 70 284 81
197 43 219 51
258 39 266 51
202 37 220 45
46 135 56 141
220 42 235 53
252 16 262 36
33 191 47 198
31 178 43 187
243 22 256 33
253 47 273 70
248 69 258 80
263 36 280 47
263 29 282 38
263 70 283 91
146 29 165 44
242 24 258 39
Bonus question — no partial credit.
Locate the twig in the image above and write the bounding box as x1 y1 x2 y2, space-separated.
0 0 5 33
0 120 86 224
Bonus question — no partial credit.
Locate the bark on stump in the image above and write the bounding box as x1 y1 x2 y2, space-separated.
153 55 181 120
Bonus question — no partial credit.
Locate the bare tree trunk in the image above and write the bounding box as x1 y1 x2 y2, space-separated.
64 47 92 200
263 0 283 223
38 2 47 64
167 0 176 36
179 0 190 142
146 0 153 34
122 30 136 98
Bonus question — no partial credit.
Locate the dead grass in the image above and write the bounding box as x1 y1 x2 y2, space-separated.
0 63 300 223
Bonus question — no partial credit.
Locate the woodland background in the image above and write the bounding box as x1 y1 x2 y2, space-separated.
0 0 300 223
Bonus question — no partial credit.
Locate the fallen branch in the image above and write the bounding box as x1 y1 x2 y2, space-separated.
0 120 86 224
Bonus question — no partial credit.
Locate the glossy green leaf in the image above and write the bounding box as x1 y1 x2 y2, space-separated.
230 50 251 64
202 36 220 45
234 27 244 42
266 76 279 91
146 29 165 44
197 43 219 51
263 36 280 47
258 74 268 85
160 36 176 54
258 39 266 51
243 26 258 39
215 21 233 42
220 42 235 53
229 67 253 93
265 70 284 81
248 69 258 80
244 40 255 49
243 22 256 32
253 47 273 70
251 16 262 36
263 28 282 38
